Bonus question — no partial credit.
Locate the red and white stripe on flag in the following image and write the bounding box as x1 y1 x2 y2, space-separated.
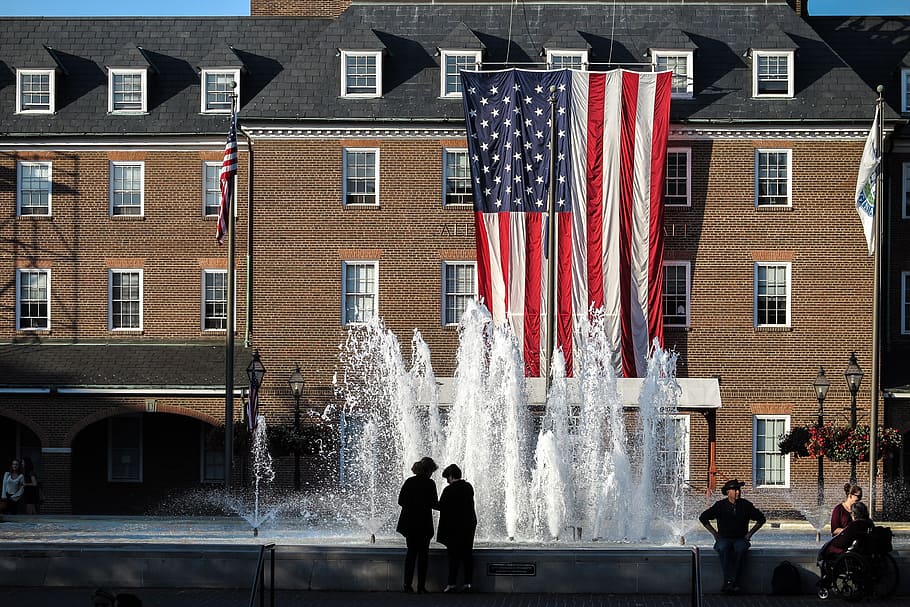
215 114 238 245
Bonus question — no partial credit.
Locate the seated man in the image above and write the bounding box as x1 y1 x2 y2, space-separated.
699 479 766 594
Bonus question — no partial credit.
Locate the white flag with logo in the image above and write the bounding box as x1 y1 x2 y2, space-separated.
855 107 880 256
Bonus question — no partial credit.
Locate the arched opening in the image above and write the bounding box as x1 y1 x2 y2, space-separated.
0 416 42 479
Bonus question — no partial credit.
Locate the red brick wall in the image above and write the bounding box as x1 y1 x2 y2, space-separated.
250 0 351 17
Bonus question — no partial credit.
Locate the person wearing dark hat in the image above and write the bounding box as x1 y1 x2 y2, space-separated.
436 463 477 593
396 457 439 593
698 479 766 594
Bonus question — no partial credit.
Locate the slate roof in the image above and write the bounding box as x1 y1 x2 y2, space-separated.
0 3 889 136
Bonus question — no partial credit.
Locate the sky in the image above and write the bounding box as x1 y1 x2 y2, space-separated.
0 0 906 17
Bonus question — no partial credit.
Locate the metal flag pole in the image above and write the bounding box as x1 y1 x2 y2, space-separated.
545 84 558 391
224 88 239 489
868 84 884 511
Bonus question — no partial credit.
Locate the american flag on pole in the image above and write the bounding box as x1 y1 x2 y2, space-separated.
215 113 238 245
246 382 259 433
461 69 671 378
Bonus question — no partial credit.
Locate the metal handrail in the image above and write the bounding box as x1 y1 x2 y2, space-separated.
249 543 276 607
690 545 703 607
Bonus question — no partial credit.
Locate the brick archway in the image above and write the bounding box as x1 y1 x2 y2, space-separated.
0 407 50 447
65 404 220 448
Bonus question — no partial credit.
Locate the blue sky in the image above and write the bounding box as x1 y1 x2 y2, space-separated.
0 0 906 17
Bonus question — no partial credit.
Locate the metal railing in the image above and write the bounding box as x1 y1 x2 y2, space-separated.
690 545 703 607
249 543 276 607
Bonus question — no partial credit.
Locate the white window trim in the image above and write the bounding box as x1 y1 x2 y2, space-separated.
753 414 790 488
651 50 694 98
440 49 482 98
441 261 478 326
200 68 240 113
901 69 910 113
340 50 382 98
342 148 380 207
108 415 143 483
109 161 145 217
665 147 691 207
108 268 144 332
752 50 794 98
16 68 55 114
754 261 792 328
902 162 910 219
341 260 379 326
442 147 472 207
663 260 691 328
16 160 53 216
108 68 148 113
545 49 589 70
15 268 51 331
201 269 236 332
902 271 910 336
754 149 792 208
203 161 221 216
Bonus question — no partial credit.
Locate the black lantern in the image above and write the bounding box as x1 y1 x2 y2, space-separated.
288 364 305 490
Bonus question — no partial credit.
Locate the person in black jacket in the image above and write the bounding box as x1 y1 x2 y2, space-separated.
699 479 766 594
396 456 439 593
436 464 478 593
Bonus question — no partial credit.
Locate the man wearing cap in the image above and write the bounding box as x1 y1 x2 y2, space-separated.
699 479 766 594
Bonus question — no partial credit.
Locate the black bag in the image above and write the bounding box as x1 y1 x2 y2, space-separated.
771 560 802 595
870 525 893 553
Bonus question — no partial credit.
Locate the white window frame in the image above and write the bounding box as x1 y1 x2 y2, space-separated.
342 261 378 325
752 50 794 98
664 148 691 207
200 68 239 113
109 161 145 216
902 162 910 219
442 261 477 326
17 161 52 216
902 271 910 336
754 149 792 207
656 414 690 485
340 50 382 98
16 268 51 331
108 68 148 113
442 148 472 207
203 161 222 216
753 415 790 488
546 50 588 70
440 50 481 98
108 415 143 483
754 262 791 328
202 269 236 332
652 50 693 98
663 261 690 328
109 269 144 331
16 68 55 114
901 69 910 113
342 148 380 206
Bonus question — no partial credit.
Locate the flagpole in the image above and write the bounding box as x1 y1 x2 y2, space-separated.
868 84 884 511
545 84 558 390
224 92 239 490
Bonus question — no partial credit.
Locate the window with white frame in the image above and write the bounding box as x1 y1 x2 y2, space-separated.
664 148 691 206
343 148 379 205
200 69 238 113
755 262 790 328
663 261 690 327
753 51 794 97
656 414 690 485
342 261 378 324
902 272 910 335
546 50 588 70
108 68 147 113
109 415 143 482
16 269 50 330
901 69 909 113
341 51 382 97
203 161 221 216
200 422 225 482
902 163 910 219
16 69 55 113
443 148 472 206
443 262 476 325
109 269 143 331
754 415 789 487
17 161 52 216
755 149 791 207
203 269 228 331
652 51 693 98
440 50 481 97
110 161 144 216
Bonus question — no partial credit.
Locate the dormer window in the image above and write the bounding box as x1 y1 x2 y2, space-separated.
546 50 588 70
340 51 382 98
651 51 693 98
440 50 481 98
201 69 240 113
901 68 909 113
752 50 794 98
109 68 147 113
16 69 55 114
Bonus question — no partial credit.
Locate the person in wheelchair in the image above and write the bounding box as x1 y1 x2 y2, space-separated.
817 501 873 594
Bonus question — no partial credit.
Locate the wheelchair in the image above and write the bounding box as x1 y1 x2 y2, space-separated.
817 533 900 601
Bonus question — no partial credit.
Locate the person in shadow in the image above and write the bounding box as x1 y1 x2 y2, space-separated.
0 459 25 514
830 483 862 536
21 457 40 515
396 456 439 593
436 464 477 593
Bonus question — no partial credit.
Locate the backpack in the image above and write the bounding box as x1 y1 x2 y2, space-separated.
869 525 893 554
771 560 802 595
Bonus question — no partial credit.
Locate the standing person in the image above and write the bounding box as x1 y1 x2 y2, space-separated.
830 483 862 536
699 479 766 594
0 459 25 514
396 456 439 593
436 464 477 593
21 457 40 515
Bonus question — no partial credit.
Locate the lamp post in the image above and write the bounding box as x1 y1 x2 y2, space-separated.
812 367 830 509
844 352 864 484
288 365 305 490
246 350 266 428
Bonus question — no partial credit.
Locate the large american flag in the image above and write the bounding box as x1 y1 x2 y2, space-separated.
215 113 238 245
461 69 671 378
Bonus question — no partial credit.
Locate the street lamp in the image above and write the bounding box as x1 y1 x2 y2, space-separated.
812 367 830 508
844 352 864 483
288 364 305 490
246 350 266 428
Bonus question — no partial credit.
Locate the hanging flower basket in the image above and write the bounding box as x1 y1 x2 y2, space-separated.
779 423 902 461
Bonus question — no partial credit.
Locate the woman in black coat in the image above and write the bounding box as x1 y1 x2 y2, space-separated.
436 463 478 593
396 456 439 593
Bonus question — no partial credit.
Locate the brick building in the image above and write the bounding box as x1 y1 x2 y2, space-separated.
1 1 909 516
